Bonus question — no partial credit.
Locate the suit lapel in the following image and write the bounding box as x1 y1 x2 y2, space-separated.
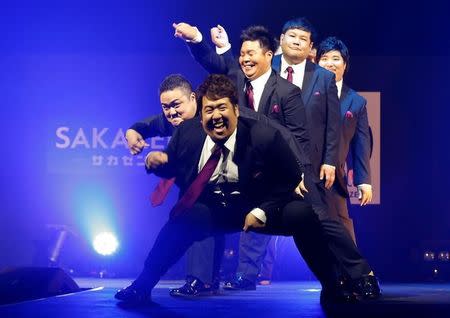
258 71 277 115
185 123 207 183
233 118 251 187
340 84 353 119
271 54 282 74
301 61 319 106
237 73 249 108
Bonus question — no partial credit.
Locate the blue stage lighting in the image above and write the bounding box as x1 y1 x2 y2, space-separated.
93 232 119 256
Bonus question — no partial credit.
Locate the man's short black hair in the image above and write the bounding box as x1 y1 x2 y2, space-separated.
159 74 193 96
196 74 238 108
240 25 278 53
316 36 350 68
281 17 318 44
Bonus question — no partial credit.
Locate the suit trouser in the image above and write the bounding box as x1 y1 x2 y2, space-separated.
259 236 289 280
186 235 224 284
302 172 371 281
328 189 356 243
133 197 314 293
236 172 370 286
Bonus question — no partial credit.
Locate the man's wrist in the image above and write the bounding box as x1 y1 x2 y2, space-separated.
357 184 372 190
250 208 266 224
188 30 202 43
216 43 231 54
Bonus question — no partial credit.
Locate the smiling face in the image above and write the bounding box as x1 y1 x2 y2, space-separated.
201 96 239 143
239 40 273 81
280 28 313 65
160 88 197 127
318 50 347 82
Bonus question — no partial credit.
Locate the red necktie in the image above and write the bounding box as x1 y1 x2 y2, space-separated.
150 177 176 207
245 82 254 110
286 66 294 83
170 145 223 218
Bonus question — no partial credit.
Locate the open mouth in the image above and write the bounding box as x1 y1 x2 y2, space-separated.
213 121 225 131
210 120 226 134
242 63 255 72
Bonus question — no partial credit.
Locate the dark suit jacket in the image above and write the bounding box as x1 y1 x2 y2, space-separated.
129 113 174 139
130 109 304 173
149 117 301 218
272 55 341 181
336 84 371 192
188 41 311 169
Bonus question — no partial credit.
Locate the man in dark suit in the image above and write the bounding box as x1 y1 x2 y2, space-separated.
126 74 227 296
173 21 380 301
125 74 195 153
172 23 315 293
127 73 310 298
115 74 315 304
317 36 373 242
222 18 343 290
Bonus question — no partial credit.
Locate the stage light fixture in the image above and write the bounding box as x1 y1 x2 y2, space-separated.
438 251 450 262
423 251 435 261
93 232 119 256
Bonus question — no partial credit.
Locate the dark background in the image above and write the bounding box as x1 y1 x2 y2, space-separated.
0 0 448 281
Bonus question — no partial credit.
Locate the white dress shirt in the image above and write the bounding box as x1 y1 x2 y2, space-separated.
279 55 306 89
336 80 343 99
248 68 272 112
198 129 238 183
198 129 267 223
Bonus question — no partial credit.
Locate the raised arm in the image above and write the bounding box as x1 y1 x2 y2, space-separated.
173 22 234 74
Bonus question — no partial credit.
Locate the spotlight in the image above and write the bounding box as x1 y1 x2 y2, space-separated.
438 251 450 262
223 248 235 259
432 268 439 278
424 251 435 261
93 232 119 256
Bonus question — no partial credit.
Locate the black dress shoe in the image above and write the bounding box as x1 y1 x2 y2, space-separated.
115 285 151 304
169 277 218 297
223 276 256 291
320 278 357 306
352 275 381 300
320 287 357 305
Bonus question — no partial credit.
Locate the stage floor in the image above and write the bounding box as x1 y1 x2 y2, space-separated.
1 278 449 318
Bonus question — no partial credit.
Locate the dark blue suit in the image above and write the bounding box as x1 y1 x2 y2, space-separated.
271 55 341 184
331 84 372 242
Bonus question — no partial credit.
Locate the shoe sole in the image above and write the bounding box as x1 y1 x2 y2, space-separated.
169 290 219 298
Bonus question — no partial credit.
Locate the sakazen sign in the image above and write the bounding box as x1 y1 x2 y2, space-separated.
53 127 170 170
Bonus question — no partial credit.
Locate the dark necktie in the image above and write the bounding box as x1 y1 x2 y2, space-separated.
150 177 175 207
170 145 223 218
245 82 254 110
286 66 294 83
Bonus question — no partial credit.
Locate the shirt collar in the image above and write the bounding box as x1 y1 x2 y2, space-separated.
205 127 237 155
250 67 272 90
336 80 343 99
280 55 306 75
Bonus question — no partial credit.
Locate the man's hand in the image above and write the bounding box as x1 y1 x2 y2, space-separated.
146 151 168 169
243 213 265 231
172 22 199 41
320 164 336 189
125 129 149 155
358 184 373 206
210 24 229 48
295 178 308 198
